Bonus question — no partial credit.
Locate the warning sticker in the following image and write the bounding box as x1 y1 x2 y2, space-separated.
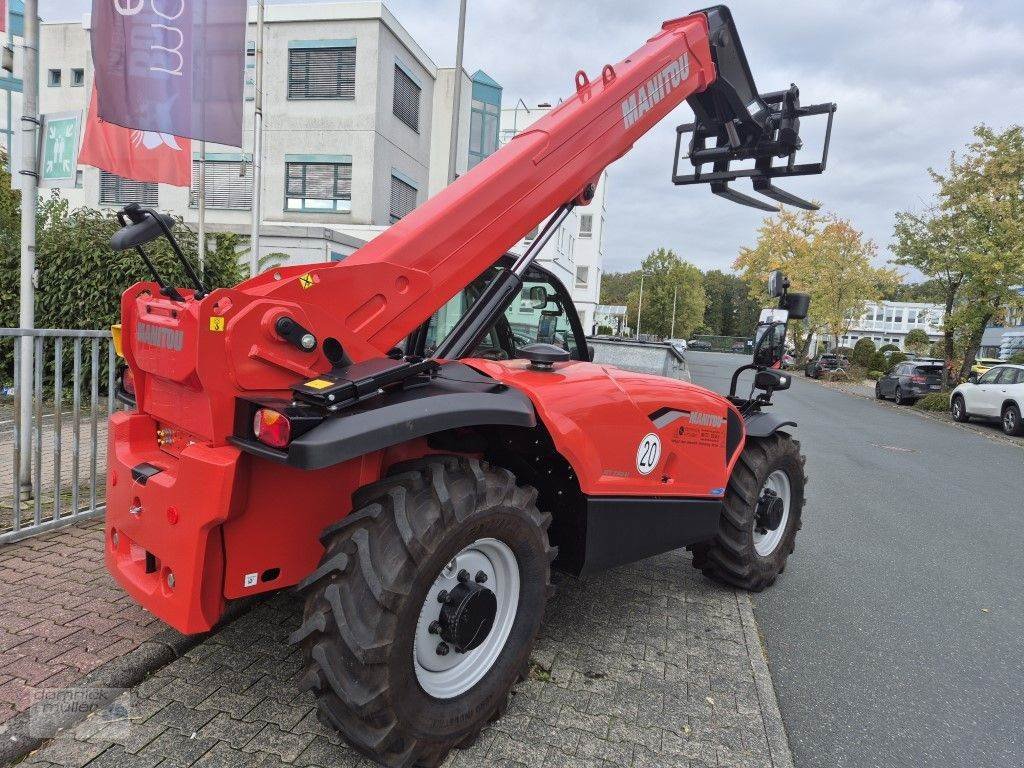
209 316 226 332
670 411 725 449
304 379 333 390
298 273 315 289
243 573 258 588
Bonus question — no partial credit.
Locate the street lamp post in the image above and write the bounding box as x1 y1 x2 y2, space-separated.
447 0 467 185
636 273 645 340
670 285 678 340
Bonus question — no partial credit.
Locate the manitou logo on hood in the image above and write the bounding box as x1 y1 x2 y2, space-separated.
136 321 184 352
621 53 690 130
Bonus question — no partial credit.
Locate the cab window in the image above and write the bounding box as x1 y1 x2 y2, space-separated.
504 277 580 359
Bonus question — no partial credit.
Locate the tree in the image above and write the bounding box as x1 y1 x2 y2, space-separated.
904 328 930 354
851 338 876 367
625 248 706 339
894 125 1024 384
599 271 641 306
734 208 900 362
702 269 760 337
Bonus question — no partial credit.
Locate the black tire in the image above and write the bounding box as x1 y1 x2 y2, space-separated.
691 433 806 592
875 382 884 400
291 456 553 768
1002 403 1024 436
894 386 909 406
951 394 970 422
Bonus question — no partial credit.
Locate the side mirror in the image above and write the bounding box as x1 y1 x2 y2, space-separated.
782 292 810 320
755 369 791 392
110 210 176 251
587 343 595 362
528 285 549 310
967 372 979 384
767 270 787 298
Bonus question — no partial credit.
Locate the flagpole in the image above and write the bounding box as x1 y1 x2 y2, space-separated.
248 0 264 277
17 0 38 495
446 0 467 184
197 140 206 277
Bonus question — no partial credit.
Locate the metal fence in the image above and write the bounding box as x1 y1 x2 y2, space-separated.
1 329 118 544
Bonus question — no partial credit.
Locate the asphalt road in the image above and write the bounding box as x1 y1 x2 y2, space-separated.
687 351 1024 768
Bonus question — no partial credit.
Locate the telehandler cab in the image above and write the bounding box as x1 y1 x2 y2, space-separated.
106 6 833 766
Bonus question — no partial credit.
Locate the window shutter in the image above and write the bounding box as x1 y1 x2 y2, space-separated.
190 161 253 210
393 65 420 131
100 171 158 206
390 175 417 222
288 47 356 99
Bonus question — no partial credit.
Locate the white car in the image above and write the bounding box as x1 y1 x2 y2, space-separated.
950 363 1024 436
667 338 688 351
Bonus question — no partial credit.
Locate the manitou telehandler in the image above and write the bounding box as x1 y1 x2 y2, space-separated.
105 6 835 766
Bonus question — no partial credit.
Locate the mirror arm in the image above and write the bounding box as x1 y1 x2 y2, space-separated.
147 210 208 299
729 363 760 398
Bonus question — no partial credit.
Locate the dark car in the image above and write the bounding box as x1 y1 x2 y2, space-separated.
875 360 944 405
805 353 848 378
688 339 712 351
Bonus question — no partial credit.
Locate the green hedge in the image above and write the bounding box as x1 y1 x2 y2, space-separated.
914 392 952 412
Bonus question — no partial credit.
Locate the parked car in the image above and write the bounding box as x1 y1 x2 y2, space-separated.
875 360 944 405
805 353 848 378
688 339 712 351
950 363 1024 436
666 338 688 351
971 357 1005 377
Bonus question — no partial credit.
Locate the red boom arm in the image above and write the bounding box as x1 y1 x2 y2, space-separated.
237 13 717 356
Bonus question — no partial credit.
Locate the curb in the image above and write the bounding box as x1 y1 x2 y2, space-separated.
0 598 260 766
736 591 795 768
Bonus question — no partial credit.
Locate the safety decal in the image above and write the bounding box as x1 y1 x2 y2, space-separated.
636 432 661 476
209 316 226 332
670 410 725 449
304 379 333 390
298 273 315 290
243 573 258 588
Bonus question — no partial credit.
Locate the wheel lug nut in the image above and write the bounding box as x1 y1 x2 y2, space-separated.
436 642 450 656
474 571 487 584
428 621 440 635
457 569 470 583
437 590 448 603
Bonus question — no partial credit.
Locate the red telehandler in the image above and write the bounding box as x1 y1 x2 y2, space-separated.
105 6 835 766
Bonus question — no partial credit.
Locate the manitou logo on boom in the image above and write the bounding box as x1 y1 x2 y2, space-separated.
136 321 184 352
621 53 690 130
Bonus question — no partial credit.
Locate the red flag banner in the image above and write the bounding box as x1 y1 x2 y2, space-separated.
79 88 191 188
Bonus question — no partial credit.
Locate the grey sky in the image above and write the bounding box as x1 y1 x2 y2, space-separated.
39 1 1024 275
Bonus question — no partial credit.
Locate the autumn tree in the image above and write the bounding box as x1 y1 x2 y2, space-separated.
734 208 900 361
625 248 706 339
904 328 931 354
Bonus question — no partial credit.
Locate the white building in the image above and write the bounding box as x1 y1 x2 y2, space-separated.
29 3 501 265
595 305 628 336
500 102 608 334
827 300 945 353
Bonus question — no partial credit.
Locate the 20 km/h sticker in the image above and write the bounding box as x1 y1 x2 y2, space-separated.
636 433 661 475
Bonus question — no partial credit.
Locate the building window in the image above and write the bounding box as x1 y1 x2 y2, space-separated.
190 159 253 210
390 174 418 222
468 99 499 169
244 42 256 101
99 171 158 206
285 161 352 212
71 68 85 87
47 69 61 87
579 214 593 239
393 64 420 132
575 266 589 289
287 42 356 100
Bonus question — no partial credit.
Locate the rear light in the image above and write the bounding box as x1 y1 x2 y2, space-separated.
910 374 926 384
253 409 291 448
122 367 136 396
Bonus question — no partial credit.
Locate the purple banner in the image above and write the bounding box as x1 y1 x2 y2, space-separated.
90 0 247 147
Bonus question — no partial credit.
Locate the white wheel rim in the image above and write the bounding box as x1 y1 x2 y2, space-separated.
413 538 520 699
753 470 791 557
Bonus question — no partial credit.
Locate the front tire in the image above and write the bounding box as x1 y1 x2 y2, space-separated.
1003 403 1024 436
951 394 970 422
291 456 553 768
875 382 884 400
691 433 806 592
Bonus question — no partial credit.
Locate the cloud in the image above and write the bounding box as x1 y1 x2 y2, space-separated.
42 0 1024 275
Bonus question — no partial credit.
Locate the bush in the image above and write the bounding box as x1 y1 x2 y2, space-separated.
596 325 613 336
852 338 876 367
867 370 884 380
869 351 889 372
905 328 931 354
878 344 900 354
820 369 850 383
835 346 855 358
888 352 909 367
914 392 952 412
1010 351 1024 365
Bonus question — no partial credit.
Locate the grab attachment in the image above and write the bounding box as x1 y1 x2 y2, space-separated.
672 5 836 212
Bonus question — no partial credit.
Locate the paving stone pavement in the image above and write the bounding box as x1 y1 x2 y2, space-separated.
0 520 165 727
15 549 792 768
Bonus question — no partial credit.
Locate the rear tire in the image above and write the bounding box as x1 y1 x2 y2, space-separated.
691 433 806 592
291 456 553 768
1002 403 1024 436
894 386 909 406
951 395 970 422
